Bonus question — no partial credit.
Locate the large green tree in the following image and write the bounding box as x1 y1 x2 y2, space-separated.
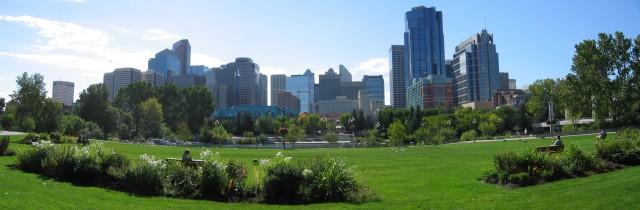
156 83 185 131
182 86 215 133
388 120 406 146
9 73 49 132
140 98 164 138
525 79 565 123
568 32 640 124
75 83 114 133
38 98 63 132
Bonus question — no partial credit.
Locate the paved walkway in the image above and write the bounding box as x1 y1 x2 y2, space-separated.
452 131 606 144
0 131 26 136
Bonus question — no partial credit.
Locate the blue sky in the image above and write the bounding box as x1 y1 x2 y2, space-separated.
1 0 639 105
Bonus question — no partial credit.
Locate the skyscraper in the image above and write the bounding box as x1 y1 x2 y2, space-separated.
52 81 74 109
223 57 260 105
172 39 191 74
389 45 406 108
286 70 314 113
259 73 268 106
211 67 238 109
148 49 180 82
339 65 352 82
270 74 286 106
499 72 509 91
452 29 500 105
188 65 209 76
318 68 340 101
141 70 164 87
103 67 142 101
404 6 445 86
362 75 385 102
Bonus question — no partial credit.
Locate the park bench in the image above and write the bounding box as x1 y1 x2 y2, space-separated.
165 158 205 167
536 145 564 153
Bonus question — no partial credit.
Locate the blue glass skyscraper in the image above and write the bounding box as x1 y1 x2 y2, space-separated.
404 6 445 87
362 75 385 102
148 49 180 82
452 29 500 105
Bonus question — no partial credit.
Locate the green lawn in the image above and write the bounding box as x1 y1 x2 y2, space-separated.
1 133 638 209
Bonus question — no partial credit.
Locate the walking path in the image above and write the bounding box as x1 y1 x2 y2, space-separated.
0 131 26 136
453 131 607 144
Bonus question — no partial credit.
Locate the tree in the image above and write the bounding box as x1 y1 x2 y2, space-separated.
38 98 63 132
284 125 306 149
59 115 85 136
388 121 406 147
525 79 564 123
115 82 155 134
257 115 274 135
76 84 113 133
0 97 5 114
306 113 321 134
478 122 497 137
183 86 215 133
157 83 185 131
568 32 640 124
140 98 164 138
10 72 47 132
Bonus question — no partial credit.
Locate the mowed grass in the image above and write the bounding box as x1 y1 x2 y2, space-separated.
1 133 639 209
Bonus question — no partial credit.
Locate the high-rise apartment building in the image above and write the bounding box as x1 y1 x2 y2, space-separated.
52 81 74 108
362 75 385 102
172 39 191 74
148 49 180 83
318 68 341 101
452 29 500 105
404 6 446 86
211 67 237 109
286 70 314 113
141 70 165 87
499 72 510 91
270 74 286 106
339 65 352 82
389 45 406 108
103 67 142 101
223 57 260 106
259 73 268 106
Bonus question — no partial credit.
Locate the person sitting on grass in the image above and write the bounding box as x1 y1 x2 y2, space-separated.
181 149 192 162
551 135 563 147
597 129 607 141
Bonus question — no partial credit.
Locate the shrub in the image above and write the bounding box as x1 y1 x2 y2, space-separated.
49 132 62 142
430 128 456 144
201 160 228 200
560 144 602 175
257 134 268 145
163 161 201 198
617 127 640 141
460 130 478 141
21 133 38 144
478 122 496 137
507 172 536 186
122 154 165 195
225 159 248 201
38 133 50 141
596 139 636 161
561 124 581 132
491 148 564 185
263 163 304 203
60 135 76 144
1 136 15 156
235 138 255 145
15 140 55 173
305 156 359 203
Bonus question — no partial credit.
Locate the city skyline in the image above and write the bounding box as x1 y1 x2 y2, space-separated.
1 0 639 106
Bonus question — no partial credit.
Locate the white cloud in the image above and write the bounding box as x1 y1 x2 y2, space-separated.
191 52 224 67
260 66 289 77
352 58 388 75
0 15 109 53
142 29 180 41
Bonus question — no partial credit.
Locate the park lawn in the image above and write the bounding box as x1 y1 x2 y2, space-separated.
1 133 638 209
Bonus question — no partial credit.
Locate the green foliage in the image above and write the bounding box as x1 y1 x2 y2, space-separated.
257 134 268 145
10 72 47 132
569 32 640 124
182 86 215 133
49 132 61 142
560 144 603 175
263 162 304 203
460 130 478 141
122 154 165 195
412 128 430 145
305 156 360 203
432 128 456 144
175 121 193 141
526 79 564 123
163 161 200 198
75 84 113 133
596 139 640 165
0 136 15 156
212 125 231 145
140 98 164 138
617 127 640 141
156 83 185 131
200 154 227 200
323 133 338 143
38 133 50 141
388 121 406 146
80 121 104 140
561 124 582 132
363 129 381 147
285 125 306 148
478 122 496 137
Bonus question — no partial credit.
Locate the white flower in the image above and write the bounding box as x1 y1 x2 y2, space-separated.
81 147 89 154
284 157 292 163
200 150 212 159
215 152 220 157
276 152 283 157
303 169 313 178
260 159 271 166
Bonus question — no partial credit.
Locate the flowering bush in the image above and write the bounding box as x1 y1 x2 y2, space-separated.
262 152 303 204
163 161 200 198
200 150 228 200
121 154 165 195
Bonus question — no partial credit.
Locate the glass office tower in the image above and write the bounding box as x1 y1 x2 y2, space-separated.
404 6 445 87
